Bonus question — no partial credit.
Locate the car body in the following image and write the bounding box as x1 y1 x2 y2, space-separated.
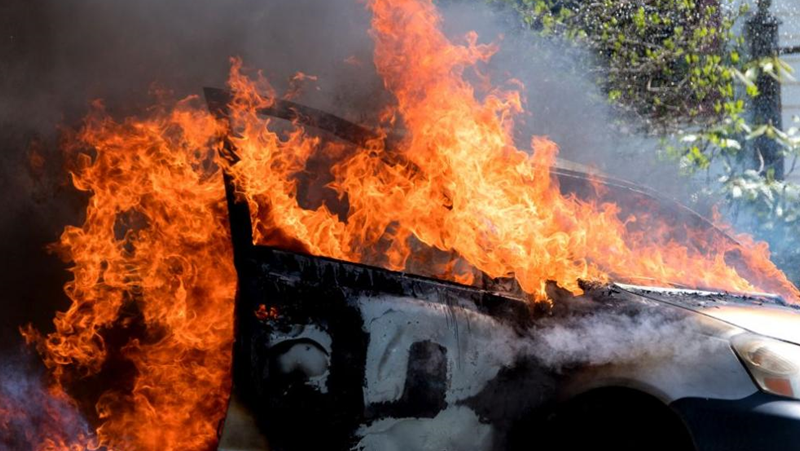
204 90 800 451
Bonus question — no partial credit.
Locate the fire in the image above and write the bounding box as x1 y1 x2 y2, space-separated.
227 0 799 302
19 97 236 450
9 0 799 449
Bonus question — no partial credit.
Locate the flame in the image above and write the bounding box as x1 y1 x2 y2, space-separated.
11 0 800 449
228 0 799 302
20 96 235 450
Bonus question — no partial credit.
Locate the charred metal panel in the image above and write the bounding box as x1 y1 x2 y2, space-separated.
247 246 534 328
229 245 550 450
366 340 448 419
237 264 369 451
403 341 448 413
462 358 559 451
227 242 545 451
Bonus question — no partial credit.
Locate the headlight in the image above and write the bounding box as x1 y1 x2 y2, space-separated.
732 333 800 400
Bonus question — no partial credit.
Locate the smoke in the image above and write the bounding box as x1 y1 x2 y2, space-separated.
0 350 94 448
433 0 702 203
0 0 391 127
529 309 715 371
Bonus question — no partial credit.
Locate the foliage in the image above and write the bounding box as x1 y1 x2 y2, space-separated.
503 0 749 131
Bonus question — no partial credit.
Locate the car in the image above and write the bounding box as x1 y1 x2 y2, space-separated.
204 88 800 451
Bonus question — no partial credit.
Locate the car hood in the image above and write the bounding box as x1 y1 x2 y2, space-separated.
615 284 800 345
703 305 800 345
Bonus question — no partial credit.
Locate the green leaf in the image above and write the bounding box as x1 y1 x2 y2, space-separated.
747 125 769 140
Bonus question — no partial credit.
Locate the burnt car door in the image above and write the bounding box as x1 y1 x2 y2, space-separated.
205 89 552 451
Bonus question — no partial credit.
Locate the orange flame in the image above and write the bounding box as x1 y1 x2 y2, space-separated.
227 0 799 302
22 96 235 450
14 0 799 449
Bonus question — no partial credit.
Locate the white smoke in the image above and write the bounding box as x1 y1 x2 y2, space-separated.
529 310 715 370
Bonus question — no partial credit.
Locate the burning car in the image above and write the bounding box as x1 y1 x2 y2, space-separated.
206 89 800 451
9 0 800 449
